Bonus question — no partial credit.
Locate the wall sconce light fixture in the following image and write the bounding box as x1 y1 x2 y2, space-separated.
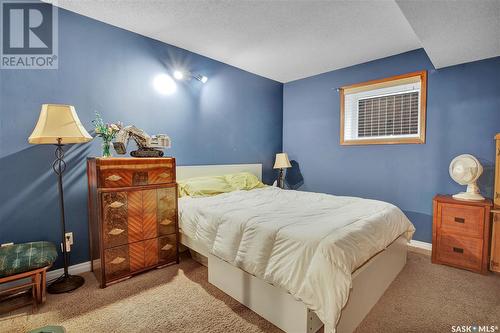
173 70 208 84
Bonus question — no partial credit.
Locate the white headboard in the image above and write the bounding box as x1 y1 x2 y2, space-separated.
176 164 262 181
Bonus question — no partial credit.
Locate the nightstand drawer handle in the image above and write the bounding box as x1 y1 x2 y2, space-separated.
106 174 122 182
454 217 465 224
453 247 464 254
110 257 125 265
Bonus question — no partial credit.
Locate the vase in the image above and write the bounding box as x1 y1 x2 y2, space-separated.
102 140 112 158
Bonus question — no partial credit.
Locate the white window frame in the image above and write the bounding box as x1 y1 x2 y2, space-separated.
340 71 427 145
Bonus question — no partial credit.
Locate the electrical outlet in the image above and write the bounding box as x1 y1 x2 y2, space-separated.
65 232 74 245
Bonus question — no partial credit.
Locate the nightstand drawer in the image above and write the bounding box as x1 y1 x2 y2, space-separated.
441 203 484 238
436 234 483 271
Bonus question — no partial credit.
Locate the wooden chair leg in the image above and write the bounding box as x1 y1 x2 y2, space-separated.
31 280 38 313
33 272 41 305
40 270 47 303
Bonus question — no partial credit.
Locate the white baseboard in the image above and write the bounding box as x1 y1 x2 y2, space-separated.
47 261 92 283
408 240 432 256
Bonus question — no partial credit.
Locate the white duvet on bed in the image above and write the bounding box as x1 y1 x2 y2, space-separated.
178 186 415 332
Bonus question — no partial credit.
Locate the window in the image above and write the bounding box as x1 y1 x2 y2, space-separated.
340 71 427 145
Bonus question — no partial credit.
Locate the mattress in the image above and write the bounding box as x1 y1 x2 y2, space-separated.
178 186 415 332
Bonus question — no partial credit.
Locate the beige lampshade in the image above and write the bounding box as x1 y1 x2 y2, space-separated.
28 104 92 144
273 153 292 169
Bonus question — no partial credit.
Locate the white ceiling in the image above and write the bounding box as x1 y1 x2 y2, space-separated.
52 0 500 83
396 0 500 69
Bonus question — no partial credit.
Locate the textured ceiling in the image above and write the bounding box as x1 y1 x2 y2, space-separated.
396 0 500 69
52 0 499 82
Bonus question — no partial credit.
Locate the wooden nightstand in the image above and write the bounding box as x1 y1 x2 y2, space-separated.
432 195 492 274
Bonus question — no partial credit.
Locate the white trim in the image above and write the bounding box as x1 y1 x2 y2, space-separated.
46 261 91 283
408 240 432 256
176 163 262 181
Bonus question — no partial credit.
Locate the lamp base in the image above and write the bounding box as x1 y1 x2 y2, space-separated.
47 274 85 294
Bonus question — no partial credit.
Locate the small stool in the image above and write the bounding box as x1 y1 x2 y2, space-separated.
0 241 57 312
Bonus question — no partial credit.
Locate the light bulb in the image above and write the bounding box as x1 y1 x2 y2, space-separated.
200 75 208 83
173 70 184 80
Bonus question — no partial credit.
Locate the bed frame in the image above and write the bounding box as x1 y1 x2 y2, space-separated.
176 164 408 333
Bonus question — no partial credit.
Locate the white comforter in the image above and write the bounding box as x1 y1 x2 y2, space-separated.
179 187 415 332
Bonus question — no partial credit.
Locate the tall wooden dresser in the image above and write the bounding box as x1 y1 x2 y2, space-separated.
87 157 178 287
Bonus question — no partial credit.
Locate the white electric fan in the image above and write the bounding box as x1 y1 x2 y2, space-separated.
449 154 484 201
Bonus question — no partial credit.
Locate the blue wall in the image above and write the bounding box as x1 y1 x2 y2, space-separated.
283 49 500 242
0 9 283 267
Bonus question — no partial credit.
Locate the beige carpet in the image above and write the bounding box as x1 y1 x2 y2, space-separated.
1 252 499 333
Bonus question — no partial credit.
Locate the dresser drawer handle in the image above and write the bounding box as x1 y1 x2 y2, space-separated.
161 244 174 251
159 172 170 178
106 174 122 182
108 228 125 236
109 201 124 208
110 257 125 265
454 217 465 224
160 218 173 226
452 247 464 254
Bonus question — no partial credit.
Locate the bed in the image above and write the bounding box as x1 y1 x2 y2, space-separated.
176 164 415 333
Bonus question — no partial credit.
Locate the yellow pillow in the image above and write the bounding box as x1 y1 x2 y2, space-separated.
178 176 233 197
224 172 265 190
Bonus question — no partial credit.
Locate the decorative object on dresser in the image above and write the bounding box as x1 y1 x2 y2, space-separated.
28 104 92 293
449 154 485 201
489 134 500 273
273 153 291 189
113 125 171 157
432 195 492 274
92 112 121 158
87 157 179 288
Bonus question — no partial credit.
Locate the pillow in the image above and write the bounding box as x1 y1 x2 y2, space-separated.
178 175 233 197
224 172 265 190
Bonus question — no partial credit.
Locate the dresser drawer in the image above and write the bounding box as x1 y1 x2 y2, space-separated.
101 170 133 188
436 234 483 271
157 187 177 236
158 235 177 264
99 168 175 188
104 245 130 281
440 203 484 238
148 167 175 185
102 192 129 248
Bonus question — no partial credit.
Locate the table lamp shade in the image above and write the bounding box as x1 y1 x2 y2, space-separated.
28 104 92 144
274 153 291 169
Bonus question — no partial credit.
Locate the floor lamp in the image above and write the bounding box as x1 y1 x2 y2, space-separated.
28 104 92 293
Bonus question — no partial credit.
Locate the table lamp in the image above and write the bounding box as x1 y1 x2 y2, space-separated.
28 104 92 293
273 153 291 189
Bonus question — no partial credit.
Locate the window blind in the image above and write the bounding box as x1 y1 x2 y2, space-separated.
357 91 419 137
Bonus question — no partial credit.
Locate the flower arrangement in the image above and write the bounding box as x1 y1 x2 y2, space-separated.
92 112 121 158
